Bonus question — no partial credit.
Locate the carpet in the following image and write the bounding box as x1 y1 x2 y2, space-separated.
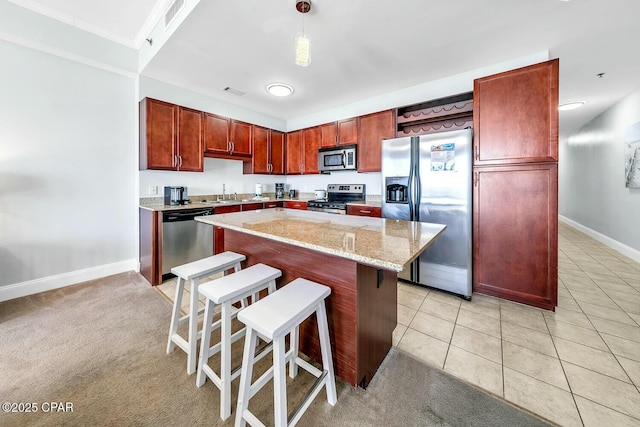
0 272 551 426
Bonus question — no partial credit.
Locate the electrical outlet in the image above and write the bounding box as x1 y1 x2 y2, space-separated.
149 185 159 196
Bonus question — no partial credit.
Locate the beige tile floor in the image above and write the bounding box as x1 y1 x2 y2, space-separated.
157 222 640 426
395 222 640 427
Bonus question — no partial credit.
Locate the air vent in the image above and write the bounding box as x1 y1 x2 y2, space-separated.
222 86 246 97
165 0 185 28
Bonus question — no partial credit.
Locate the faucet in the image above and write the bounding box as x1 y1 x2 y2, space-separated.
233 192 238 201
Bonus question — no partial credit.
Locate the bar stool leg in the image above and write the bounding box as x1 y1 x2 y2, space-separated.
196 298 216 387
166 276 185 354
289 325 299 379
220 300 233 421
273 336 288 427
317 300 337 405
235 327 258 427
187 277 200 375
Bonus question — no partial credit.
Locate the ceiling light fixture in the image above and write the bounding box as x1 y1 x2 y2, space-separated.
558 101 586 111
266 83 294 97
295 0 312 67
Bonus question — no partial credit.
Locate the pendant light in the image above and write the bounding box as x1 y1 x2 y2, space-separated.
295 0 311 67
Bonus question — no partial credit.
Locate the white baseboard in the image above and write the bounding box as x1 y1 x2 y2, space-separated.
559 215 640 264
0 259 139 302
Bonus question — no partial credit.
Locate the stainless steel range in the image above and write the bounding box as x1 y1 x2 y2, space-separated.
307 184 366 214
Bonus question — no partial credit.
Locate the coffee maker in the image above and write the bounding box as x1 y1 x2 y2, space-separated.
164 186 188 205
275 183 285 199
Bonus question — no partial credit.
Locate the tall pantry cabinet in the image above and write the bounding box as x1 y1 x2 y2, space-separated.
472 59 559 310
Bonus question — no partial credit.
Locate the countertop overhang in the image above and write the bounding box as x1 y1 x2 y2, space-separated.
196 208 446 272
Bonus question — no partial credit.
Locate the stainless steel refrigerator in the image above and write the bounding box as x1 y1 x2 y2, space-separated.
381 128 472 298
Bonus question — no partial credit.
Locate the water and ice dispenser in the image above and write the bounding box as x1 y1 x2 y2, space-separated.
386 177 409 203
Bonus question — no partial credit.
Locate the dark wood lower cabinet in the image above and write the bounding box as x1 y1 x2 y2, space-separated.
473 163 558 310
139 208 162 285
220 229 397 388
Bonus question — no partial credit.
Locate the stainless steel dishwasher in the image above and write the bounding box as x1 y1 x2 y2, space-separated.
162 208 214 279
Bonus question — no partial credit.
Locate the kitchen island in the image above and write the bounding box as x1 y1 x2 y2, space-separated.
197 208 445 388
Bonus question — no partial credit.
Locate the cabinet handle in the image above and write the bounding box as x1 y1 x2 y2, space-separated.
360 210 371 214
179 155 183 167
474 171 478 187
474 145 479 161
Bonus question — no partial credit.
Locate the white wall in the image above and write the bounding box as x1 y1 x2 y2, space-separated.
559 87 640 258
0 38 138 298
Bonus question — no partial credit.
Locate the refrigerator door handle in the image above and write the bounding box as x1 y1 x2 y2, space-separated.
408 155 416 220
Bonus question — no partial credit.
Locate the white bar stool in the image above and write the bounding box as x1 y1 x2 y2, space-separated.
197 263 282 421
235 278 337 427
167 251 246 375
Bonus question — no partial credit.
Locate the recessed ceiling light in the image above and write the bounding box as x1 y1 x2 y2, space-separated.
266 83 294 97
558 101 586 111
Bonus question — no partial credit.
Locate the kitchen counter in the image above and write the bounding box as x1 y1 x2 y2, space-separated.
196 208 444 272
140 198 313 212
197 208 446 388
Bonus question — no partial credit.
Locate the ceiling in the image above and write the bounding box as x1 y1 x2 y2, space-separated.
13 0 640 139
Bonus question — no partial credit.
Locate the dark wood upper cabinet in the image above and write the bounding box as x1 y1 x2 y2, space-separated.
243 126 285 175
320 123 337 147
358 110 395 172
177 106 204 172
139 98 203 172
270 130 285 174
473 59 559 165
473 164 558 310
319 117 359 147
204 115 251 159
286 130 303 175
229 119 252 157
302 126 321 174
203 112 230 156
337 117 358 146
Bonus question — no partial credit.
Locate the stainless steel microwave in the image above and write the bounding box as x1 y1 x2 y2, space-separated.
318 144 357 172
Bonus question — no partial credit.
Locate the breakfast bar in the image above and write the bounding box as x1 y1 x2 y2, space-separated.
197 208 446 388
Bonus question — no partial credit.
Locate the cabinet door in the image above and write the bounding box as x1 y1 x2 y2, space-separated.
347 205 382 217
283 201 307 210
358 110 395 172
320 123 337 147
177 107 204 172
270 130 285 174
214 205 242 214
473 59 559 165
473 164 558 310
230 119 252 157
264 201 283 209
241 202 263 211
141 98 177 170
252 125 270 174
286 131 303 175
337 117 358 146
303 126 321 174
203 113 230 155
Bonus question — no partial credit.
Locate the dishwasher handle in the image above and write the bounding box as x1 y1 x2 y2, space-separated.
162 209 214 222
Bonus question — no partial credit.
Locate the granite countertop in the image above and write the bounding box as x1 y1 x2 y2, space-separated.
196 208 446 272
140 198 313 212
